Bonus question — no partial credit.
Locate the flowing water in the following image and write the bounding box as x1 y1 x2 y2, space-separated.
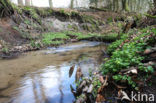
0 41 108 103
10 0 153 13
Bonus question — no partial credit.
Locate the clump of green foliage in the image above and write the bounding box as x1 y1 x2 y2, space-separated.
101 27 156 89
65 31 118 41
30 40 41 48
36 8 53 17
2 47 9 54
0 0 13 17
22 6 41 24
42 32 69 46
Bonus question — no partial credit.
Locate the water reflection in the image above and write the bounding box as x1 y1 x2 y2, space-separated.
11 65 77 103
2 41 106 103
10 0 153 13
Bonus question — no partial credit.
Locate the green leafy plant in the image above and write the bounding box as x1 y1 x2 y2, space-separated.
2 47 9 53
101 27 156 89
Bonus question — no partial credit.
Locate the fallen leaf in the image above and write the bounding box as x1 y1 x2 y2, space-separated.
96 94 106 102
99 76 104 84
75 67 83 82
69 65 75 77
87 84 93 93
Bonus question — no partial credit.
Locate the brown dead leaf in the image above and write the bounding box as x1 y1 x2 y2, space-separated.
99 76 104 84
98 76 108 93
75 67 83 82
144 49 150 54
69 65 75 78
96 94 106 102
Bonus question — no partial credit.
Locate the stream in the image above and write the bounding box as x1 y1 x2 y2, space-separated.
0 41 108 103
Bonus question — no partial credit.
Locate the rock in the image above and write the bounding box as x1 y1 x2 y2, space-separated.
144 47 156 55
99 76 104 84
124 68 138 75
78 81 86 90
144 49 152 54
82 86 88 92
75 94 87 103
71 39 78 42
87 84 94 93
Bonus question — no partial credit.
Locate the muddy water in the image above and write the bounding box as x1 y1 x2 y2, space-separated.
0 41 108 103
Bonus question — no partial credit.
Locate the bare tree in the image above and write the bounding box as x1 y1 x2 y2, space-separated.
25 0 31 6
154 0 156 8
18 0 24 6
31 0 33 6
49 0 53 8
70 0 74 9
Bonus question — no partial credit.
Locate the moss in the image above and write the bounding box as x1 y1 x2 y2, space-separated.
71 11 79 16
64 31 118 42
144 13 156 18
2 47 9 54
24 19 31 25
89 6 108 11
22 6 41 24
11 4 22 14
36 8 53 17
0 27 2 32
107 17 113 23
59 9 70 17
0 0 13 17
67 24 73 29
42 32 69 46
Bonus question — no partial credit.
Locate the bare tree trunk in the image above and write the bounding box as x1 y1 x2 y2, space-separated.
25 0 31 6
122 0 129 11
70 0 74 9
154 0 156 8
31 0 33 6
18 0 24 6
49 0 53 8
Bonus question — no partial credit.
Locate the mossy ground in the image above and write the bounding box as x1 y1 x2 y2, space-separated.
41 31 118 47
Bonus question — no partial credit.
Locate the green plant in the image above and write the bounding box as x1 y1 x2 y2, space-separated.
113 75 137 89
92 77 101 97
30 40 41 48
42 32 69 46
2 47 9 53
101 27 155 89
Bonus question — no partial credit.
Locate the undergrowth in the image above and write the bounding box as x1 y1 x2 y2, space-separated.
101 27 156 89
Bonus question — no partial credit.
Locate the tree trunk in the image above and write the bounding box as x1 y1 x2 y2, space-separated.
18 0 24 6
49 0 53 8
25 0 31 6
122 0 129 11
154 0 156 8
70 0 74 9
